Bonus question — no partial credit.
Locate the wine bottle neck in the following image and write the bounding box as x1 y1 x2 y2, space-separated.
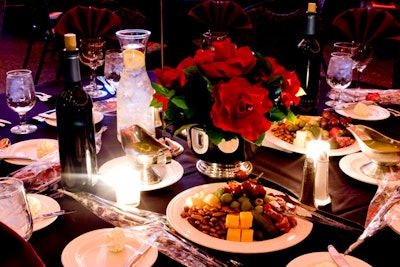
304 12 316 36
64 49 81 83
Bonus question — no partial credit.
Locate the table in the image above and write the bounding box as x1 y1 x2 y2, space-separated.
1 80 400 266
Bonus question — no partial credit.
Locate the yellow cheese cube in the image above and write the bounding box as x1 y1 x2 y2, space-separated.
240 229 254 242
225 214 240 228
226 228 241 242
239 211 253 229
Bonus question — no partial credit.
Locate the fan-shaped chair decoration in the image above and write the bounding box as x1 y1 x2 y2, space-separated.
54 6 122 41
188 0 252 32
331 7 400 44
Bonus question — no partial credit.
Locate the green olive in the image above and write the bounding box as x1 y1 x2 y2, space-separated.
253 198 264 206
220 193 234 204
240 199 252 211
214 187 224 198
230 200 240 209
254 205 264 213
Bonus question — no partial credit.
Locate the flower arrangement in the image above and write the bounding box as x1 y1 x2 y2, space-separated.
151 39 304 146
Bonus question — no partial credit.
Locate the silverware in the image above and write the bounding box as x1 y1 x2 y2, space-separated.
0 155 38 161
0 119 11 124
387 108 400 117
33 109 56 122
33 210 76 221
97 76 116 95
123 233 158 267
328 244 351 267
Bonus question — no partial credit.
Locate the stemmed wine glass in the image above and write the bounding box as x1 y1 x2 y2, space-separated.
325 52 353 108
354 43 373 89
79 37 107 98
5 69 37 134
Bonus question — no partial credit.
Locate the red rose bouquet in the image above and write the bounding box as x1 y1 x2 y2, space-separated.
151 39 303 146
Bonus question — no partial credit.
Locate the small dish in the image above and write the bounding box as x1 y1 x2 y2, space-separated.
45 111 104 127
287 251 372 267
339 152 378 185
99 157 184 191
2 139 58 165
335 104 390 121
27 194 61 231
61 228 158 267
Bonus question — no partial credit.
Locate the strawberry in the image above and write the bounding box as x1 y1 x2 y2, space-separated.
329 127 344 138
366 93 380 102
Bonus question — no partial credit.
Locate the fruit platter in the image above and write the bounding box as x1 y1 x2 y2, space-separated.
263 111 360 156
167 180 313 253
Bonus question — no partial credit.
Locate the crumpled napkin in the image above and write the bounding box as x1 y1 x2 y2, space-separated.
188 0 252 32
54 6 122 41
331 7 400 44
0 221 45 267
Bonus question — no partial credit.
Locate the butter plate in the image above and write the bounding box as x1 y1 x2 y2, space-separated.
27 194 61 231
287 252 371 267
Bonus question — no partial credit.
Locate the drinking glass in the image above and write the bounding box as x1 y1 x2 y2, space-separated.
79 37 107 98
326 52 353 107
0 177 33 240
104 48 123 89
354 43 373 89
333 41 359 69
5 69 37 134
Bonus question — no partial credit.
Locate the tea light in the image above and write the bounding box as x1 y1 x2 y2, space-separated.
307 140 331 206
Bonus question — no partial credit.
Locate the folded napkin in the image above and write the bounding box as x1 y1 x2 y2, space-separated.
188 0 252 32
0 221 45 267
331 7 400 44
54 6 122 41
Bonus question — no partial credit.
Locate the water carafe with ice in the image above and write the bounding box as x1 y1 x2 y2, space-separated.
116 29 155 141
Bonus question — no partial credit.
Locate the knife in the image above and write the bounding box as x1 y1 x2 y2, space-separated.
328 244 351 267
123 233 158 267
33 210 76 221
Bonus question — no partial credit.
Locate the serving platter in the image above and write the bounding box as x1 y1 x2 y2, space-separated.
166 183 313 254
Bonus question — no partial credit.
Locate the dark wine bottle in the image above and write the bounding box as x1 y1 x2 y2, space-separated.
294 2 322 115
56 33 98 192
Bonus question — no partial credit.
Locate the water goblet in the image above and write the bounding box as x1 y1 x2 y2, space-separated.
79 37 107 98
354 43 373 89
333 41 359 69
325 52 353 107
104 48 123 90
0 177 33 240
5 69 37 134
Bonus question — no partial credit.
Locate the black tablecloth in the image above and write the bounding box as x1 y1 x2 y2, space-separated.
1 79 400 266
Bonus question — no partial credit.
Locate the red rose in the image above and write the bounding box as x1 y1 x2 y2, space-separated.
210 77 273 141
280 70 301 107
154 66 186 89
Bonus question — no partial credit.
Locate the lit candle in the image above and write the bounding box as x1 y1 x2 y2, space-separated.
306 140 331 206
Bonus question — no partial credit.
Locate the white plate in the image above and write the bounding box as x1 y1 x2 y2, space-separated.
263 128 360 157
45 111 104 127
99 157 184 191
339 152 378 185
28 194 60 231
2 138 58 165
287 251 372 267
166 183 313 254
335 105 390 121
61 228 158 267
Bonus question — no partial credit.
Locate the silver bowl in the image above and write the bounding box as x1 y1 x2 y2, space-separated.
347 125 400 178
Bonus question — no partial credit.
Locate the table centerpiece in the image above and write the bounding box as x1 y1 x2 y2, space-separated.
151 38 304 179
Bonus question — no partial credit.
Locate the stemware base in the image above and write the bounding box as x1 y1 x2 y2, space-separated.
196 159 253 179
10 124 37 135
83 84 108 98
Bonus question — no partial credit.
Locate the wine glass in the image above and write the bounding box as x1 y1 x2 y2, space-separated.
325 52 353 107
333 41 359 69
79 37 107 98
104 48 123 90
354 43 373 89
5 69 37 134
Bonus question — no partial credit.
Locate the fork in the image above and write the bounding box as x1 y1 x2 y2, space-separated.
387 108 400 117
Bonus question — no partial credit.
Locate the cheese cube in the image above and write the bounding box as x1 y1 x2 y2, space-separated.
225 214 240 228
226 228 241 242
239 211 253 229
240 229 254 242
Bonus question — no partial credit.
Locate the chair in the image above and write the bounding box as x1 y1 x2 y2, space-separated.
53 5 122 47
22 0 62 84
